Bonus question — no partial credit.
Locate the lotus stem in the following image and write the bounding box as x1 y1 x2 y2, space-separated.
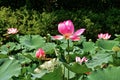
67 40 70 80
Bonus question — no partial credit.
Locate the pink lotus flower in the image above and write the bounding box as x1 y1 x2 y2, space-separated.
98 33 111 40
53 20 85 41
36 48 46 59
7 28 18 34
75 56 88 64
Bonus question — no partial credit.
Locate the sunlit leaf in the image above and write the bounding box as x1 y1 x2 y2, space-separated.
33 59 62 80
41 66 63 80
19 35 45 49
96 39 119 50
86 52 113 69
63 62 91 74
87 67 120 80
42 43 56 54
83 41 96 53
0 42 16 54
0 59 21 80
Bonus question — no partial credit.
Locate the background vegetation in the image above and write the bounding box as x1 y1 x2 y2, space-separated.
0 0 120 42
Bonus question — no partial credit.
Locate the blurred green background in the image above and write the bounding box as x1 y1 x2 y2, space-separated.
0 0 120 41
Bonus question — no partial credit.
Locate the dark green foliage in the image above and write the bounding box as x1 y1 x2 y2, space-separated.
0 7 45 35
0 0 120 11
0 7 120 42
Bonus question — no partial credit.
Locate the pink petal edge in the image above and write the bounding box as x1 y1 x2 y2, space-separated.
52 35 64 40
73 28 85 36
70 35 80 41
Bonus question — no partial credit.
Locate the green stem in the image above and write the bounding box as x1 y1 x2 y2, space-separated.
63 66 65 80
67 40 70 63
68 68 69 80
67 40 70 80
75 74 78 80
115 51 118 58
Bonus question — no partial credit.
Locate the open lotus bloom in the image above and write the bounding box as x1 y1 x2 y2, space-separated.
36 48 46 59
7 28 18 34
52 20 85 41
75 56 88 65
98 33 111 40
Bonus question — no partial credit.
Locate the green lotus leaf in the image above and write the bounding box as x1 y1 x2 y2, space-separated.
60 40 73 50
42 43 56 54
0 59 21 80
19 35 45 49
83 41 96 53
0 54 8 58
86 52 113 69
63 62 91 74
41 66 63 80
87 67 120 80
0 42 16 54
17 53 32 64
96 39 119 50
33 59 62 80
